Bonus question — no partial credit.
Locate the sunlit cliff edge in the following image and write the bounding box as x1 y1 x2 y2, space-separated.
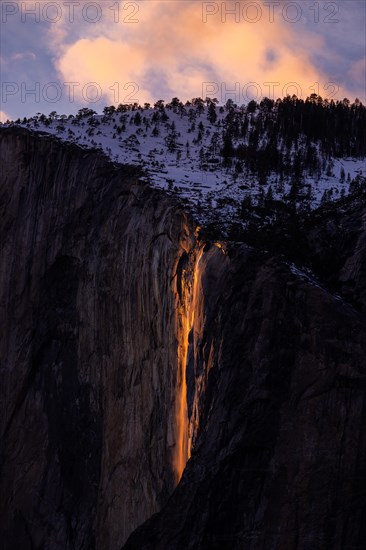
1 127 366 549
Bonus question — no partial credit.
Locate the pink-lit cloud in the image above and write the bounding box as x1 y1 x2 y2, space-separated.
0 110 11 123
47 0 363 105
1 0 365 118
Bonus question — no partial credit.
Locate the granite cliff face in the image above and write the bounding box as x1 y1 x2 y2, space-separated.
1 128 366 550
125 244 366 549
0 128 200 549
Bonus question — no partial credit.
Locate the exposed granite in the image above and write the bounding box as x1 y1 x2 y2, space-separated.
1 128 366 550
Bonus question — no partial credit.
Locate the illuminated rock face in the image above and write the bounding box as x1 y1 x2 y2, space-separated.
1 128 366 550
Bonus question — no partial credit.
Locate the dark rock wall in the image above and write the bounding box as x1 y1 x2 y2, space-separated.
125 246 366 550
1 128 366 550
303 198 366 315
0 128 196 549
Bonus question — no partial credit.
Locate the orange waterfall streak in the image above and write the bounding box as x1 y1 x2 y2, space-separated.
175 302 190 482
174 247 203 483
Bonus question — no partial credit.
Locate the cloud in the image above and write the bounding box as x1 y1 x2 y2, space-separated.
2 0 364 119
11 51 36 61
51 0 362 105
0 110 11 123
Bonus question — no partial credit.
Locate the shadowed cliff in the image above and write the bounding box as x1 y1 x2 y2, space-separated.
125 242 366 549
1 128 366 550
0 128 198 549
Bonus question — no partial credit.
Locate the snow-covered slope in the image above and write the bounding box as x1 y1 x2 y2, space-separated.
3 100 365 232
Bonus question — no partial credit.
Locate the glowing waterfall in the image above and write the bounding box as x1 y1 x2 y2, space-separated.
173 245 203 483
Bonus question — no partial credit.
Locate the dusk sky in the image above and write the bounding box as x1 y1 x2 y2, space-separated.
1 0 365 121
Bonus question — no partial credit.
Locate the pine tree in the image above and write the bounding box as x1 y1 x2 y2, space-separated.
165 123 178 152
340 166 345 183
208 102 217 124
222 132 234 163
